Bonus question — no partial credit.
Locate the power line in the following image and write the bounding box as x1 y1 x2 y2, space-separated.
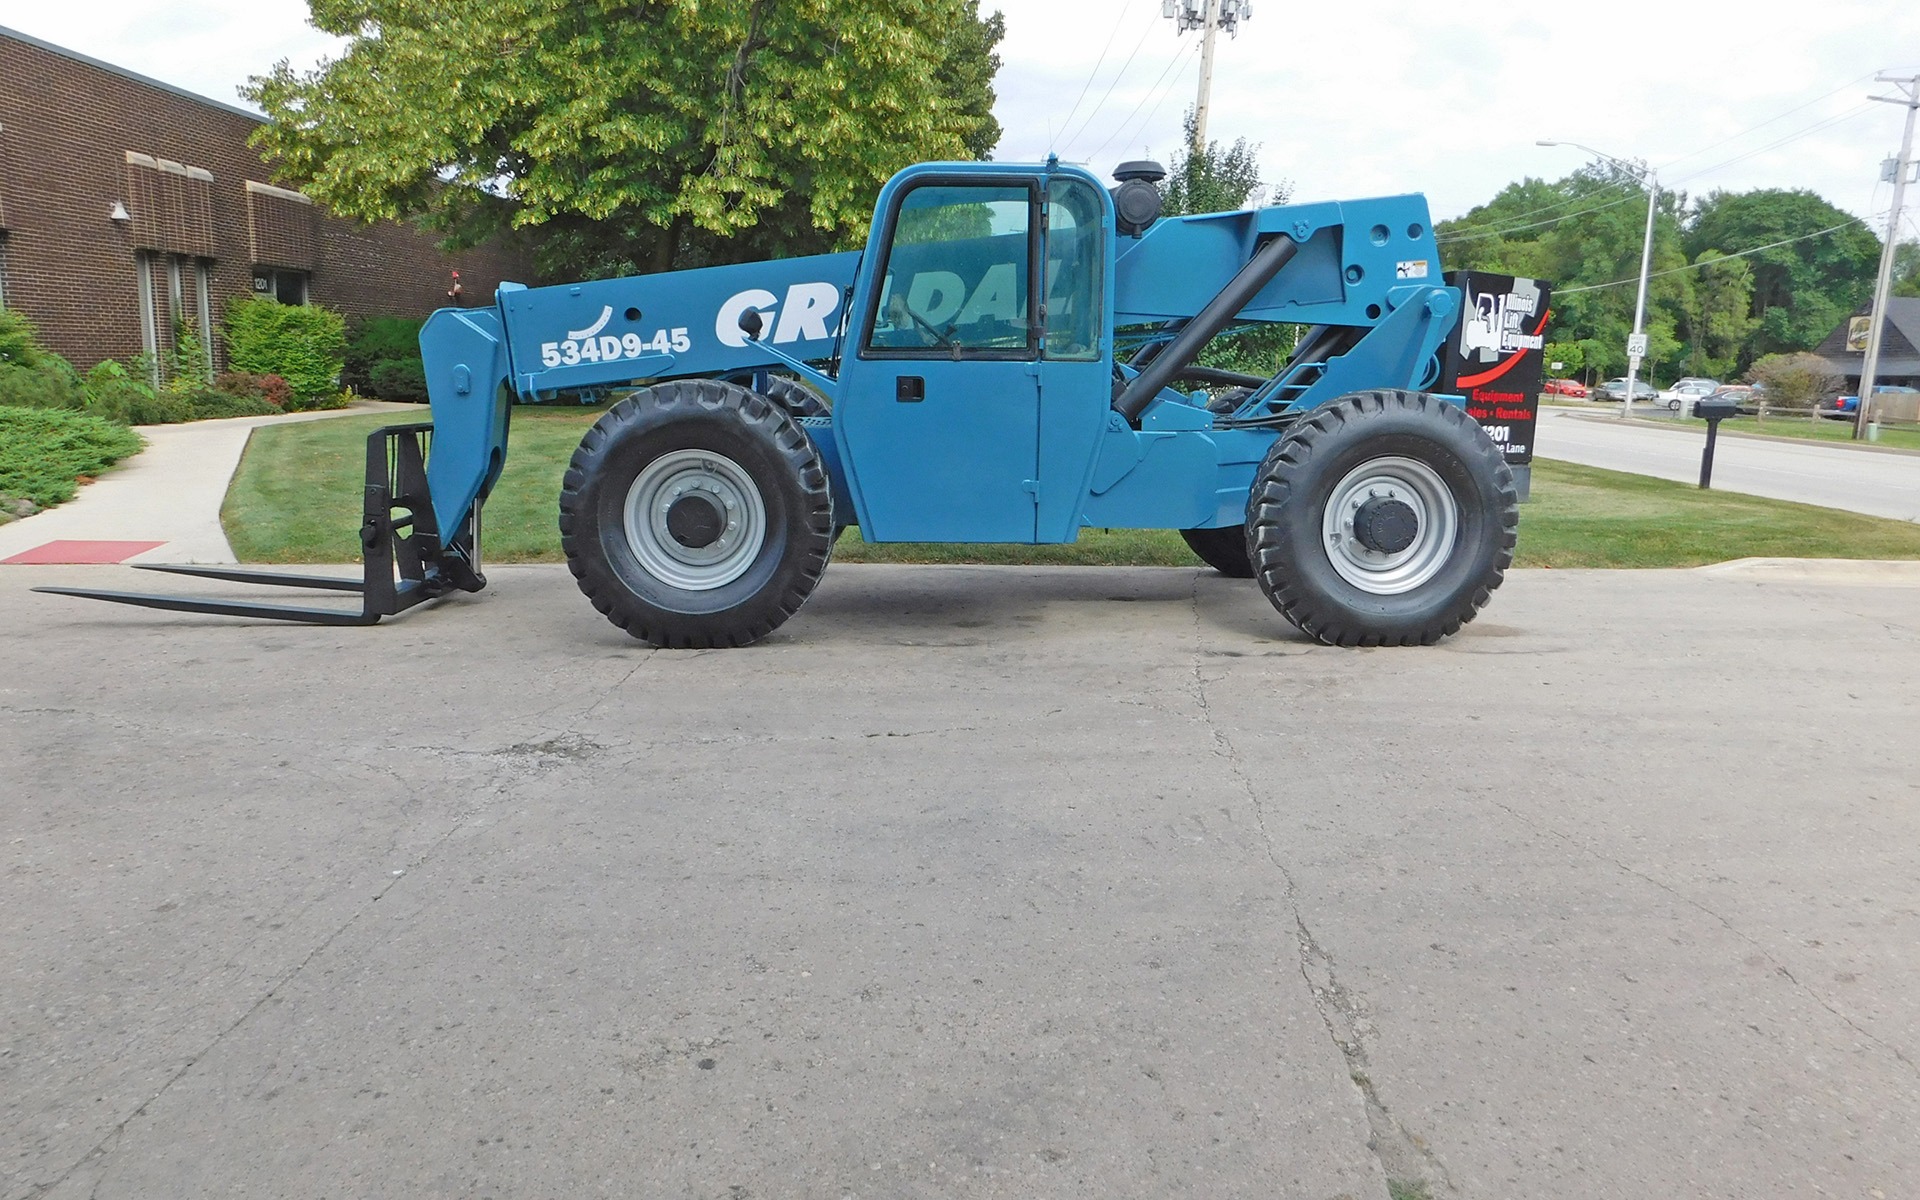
1438 188 1644 244
1058 14 1162 154
1048 0 1137 154
1083 40 1199 164
1666 102 1877 188
1437 177 1640 241
1443 84 1881 247
1552 217 1873 295
1657 73 1879 171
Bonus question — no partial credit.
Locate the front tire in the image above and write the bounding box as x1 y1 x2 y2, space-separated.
1247 390 1517 646
559 380 834 647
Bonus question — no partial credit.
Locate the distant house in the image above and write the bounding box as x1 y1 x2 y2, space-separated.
1812 296 1920 392
0 25 536 375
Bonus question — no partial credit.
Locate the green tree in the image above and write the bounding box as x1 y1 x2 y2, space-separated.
1684 188 1880 363
1163 108 1283 215
1893 242 1920 299
1155 110 1294 376
1440 163 1690 381
1542 340 1584 379
1675 251 1756 380
246 0 1005 280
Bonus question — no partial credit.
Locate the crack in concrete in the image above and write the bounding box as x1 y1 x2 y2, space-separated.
1492 800 1920 1082
23 818 473 1200
1184 575 1455 1198
572 650 659 723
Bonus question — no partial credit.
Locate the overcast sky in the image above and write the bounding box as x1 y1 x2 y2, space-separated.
4 0 1918 242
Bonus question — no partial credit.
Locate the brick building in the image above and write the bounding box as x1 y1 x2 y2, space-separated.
0 25 536 376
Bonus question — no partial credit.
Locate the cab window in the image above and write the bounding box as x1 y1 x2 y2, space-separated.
1044 178 1105 361
865 183 1034 358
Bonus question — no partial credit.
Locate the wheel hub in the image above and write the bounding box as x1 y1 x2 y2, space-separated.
665 494 725 549
622 450 768 591
1319 456 1460 595
1352 496 1418 554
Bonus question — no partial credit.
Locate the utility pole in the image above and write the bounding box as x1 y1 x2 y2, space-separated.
1163 0 1250 159
1854 72 1920 440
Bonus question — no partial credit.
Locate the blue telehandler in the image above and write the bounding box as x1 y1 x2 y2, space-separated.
44 158 1518 647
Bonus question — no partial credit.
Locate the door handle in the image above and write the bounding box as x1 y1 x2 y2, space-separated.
896 376 925 403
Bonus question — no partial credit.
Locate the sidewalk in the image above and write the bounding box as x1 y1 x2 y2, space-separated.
0 400 414 565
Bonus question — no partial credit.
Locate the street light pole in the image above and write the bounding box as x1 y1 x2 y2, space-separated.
1538 141 1659 419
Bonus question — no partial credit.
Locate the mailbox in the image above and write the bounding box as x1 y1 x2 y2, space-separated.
1691 398 1740 488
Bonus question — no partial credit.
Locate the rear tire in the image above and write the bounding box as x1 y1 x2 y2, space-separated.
1179 525 1255 577
1247 389 1517 646
559 380 833 648
765 376 831 419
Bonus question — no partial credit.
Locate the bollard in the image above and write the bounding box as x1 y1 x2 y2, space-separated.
1691 397 1741 489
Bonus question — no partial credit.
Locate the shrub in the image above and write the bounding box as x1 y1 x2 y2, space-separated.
223 297 347 410
216 371 292 410
344 315 425 391
0 358 84 410
0 308 48 369
127 390 193 425
78 360 156 424
168 319 214 392
184 389 278 420
0 406 144 507
368 356 429 402
1745 353 1839 415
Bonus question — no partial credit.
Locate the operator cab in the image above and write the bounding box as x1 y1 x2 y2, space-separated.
833 162 1115 543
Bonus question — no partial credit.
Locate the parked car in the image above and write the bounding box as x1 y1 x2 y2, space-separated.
1542 377 1587 398
1660 379 1721 412
1592 377 1660 403
1824 384 1918 419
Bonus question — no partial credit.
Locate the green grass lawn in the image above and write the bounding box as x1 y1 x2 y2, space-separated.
222 406 1920 568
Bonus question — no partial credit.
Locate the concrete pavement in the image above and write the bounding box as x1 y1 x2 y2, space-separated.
1536 407 1920 521
0 401 415 565
4 562 1919 1198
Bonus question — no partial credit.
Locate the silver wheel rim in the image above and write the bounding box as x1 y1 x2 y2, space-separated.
622 450 767 591
1320 456 1459 595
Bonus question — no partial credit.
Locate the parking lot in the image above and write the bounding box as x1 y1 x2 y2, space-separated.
4 561 1920 1198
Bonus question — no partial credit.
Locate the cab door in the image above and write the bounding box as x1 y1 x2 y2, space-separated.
1034 174 1113 543
834 178 1043 542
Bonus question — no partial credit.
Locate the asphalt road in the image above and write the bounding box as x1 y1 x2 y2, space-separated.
1535 407 1920 521
5 562 1920 1199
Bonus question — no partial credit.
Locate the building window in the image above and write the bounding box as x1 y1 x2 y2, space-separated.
0 234 9 311
195 260 215 376
135 251 159 386
251 267 308 306
167 256 184 329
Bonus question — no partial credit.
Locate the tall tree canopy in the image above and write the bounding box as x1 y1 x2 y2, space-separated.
1684 188 1880 361
1439 171 1880 381
246 0 1005 279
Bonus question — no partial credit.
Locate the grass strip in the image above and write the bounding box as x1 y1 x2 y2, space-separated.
222 408 1920 568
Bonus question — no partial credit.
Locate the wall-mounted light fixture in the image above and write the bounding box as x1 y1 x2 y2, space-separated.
109 202 131 223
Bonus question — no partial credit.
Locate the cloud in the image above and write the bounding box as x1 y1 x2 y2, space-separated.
6 0 1915 232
